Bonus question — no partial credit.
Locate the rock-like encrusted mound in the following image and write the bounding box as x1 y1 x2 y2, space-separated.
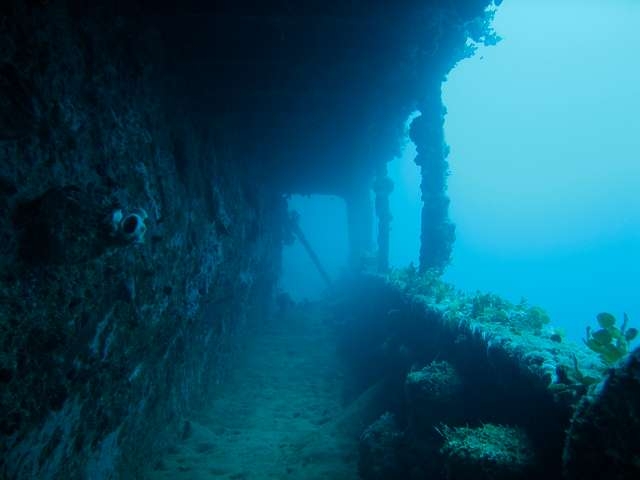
563 345 640 480
358 412 406 480
439 424 535 480
342 272 612 480
405 360 463 429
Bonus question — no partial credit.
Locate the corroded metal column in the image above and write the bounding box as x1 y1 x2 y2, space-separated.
410 83 455 272
345 185 374 269
373 167 393 273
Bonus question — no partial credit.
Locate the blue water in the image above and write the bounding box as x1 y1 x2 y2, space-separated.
282 0 640 342
442 0 640 341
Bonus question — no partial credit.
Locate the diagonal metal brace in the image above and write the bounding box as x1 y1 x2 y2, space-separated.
288 210 332 288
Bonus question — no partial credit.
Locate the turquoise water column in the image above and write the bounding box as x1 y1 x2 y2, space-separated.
410 83 455 272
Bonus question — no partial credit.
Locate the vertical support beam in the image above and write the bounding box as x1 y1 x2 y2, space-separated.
373 166 394 273
344 185 374 269
410 82 455 272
